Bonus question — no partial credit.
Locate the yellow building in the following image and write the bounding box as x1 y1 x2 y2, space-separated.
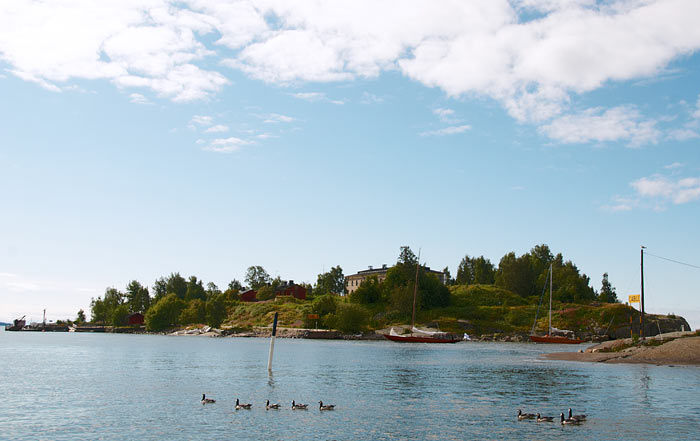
345 264 446 294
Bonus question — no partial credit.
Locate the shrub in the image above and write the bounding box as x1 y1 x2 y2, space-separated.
330 303 368 333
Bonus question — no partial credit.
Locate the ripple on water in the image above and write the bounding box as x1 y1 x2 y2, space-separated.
1 332 699 440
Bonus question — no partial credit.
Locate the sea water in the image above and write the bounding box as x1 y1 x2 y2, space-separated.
1 330 699 440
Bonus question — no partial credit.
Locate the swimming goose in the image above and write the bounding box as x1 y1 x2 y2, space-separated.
560 413 580 425
568 408 586 422
319 401 335 411
517 409 536 420
266 400 280 410
292 400 308 410
536 413 554 422
201 394 215 404
235 398 252 410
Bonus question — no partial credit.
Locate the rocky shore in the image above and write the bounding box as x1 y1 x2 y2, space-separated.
544 331 700 366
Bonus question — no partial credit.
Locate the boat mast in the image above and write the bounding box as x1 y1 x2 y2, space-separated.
548 264 552 336
411 250 421 330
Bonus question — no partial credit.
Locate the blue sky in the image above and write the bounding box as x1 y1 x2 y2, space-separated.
1 0 700 327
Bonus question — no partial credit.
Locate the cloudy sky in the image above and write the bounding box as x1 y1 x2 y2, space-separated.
1 0 700 327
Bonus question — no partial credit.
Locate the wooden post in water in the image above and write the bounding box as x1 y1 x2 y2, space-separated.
267 312 278 373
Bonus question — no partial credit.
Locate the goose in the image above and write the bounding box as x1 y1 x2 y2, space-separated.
266 400 280 410
568 408 586 422
292 400 308 410
201 394 215 404
517 409 536 420
560 413 580 425
536 413 554 422
319 401 335 411
235 398 252 410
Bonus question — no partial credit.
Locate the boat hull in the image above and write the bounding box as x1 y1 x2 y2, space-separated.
529 335 585 344
383 334 460 343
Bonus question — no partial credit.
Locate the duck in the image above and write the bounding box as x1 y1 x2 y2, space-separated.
292 400 308 410
319 401 335 411
568 408 586 422
536 413 554 422
235 398 252 410
201 394 215 404
266 400 280 410
517 409 536 420
560 413 580 425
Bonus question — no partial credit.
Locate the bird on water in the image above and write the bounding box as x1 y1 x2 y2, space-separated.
235 398 252 410
517 409 536 420
266 400 280 410
319 401 335 411
201 394 215 404
292 400 308 410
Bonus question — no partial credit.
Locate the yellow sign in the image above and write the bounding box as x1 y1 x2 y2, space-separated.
628 294 640 303
307 314 319 319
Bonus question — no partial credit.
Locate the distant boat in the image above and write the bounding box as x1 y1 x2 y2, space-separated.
383 254 459 344
529 264 585 344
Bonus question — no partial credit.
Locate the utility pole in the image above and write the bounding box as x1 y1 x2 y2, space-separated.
640 246 646 340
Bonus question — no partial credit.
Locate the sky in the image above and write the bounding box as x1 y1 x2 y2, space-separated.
1 0 699 328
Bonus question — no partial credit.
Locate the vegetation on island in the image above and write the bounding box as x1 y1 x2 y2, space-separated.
83 244 640 337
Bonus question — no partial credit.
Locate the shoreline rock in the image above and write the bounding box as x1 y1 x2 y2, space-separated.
543 332 700 366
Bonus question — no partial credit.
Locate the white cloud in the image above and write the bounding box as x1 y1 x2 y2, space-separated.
129 92 151 104
2 0 700 133
189 114 212 129
202 136 251 153
263 113 295 123
291 92 326 102
539 106 660 146
433 108 457 123
664 162 684 170
421 124 471 136
694 94 700 119
0 0 227 101
631 175 700 205
204 124 229 133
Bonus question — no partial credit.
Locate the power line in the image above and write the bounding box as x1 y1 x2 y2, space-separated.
645 251 700 270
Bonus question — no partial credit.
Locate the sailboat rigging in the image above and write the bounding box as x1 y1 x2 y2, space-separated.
529 264 584 344
383 254 459 344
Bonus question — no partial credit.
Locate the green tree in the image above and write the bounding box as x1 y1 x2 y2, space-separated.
179 299 206 324
166 272 188 300
152 276 168 303
442 266 453 285
76 309 86 324
227 279 244 291
89 298 107 324
245 266 271 290
145 294 186 331
206 282 222 299
330 303 368 333
112 304 130 327
471 256 496 284
456 255 474 285
495 252 535 297
206 293 227 328
125 280 150 314
398 246 418 265
256 285 276 301
598 273 619 303
350 275 382 304
315 266 345 295
185 276 206 301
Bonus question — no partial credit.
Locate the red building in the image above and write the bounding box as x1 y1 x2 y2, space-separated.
127 313 144 326
239 289 257 302
275 281 306 300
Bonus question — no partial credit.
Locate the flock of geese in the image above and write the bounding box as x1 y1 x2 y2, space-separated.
201 394 335 411
518 408 587 425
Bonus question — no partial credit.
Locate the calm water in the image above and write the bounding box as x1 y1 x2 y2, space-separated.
1 329 699 440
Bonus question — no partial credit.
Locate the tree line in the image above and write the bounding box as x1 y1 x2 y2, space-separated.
87 243 617 331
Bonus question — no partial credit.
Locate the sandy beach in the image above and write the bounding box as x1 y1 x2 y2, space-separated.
544 332 700 366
